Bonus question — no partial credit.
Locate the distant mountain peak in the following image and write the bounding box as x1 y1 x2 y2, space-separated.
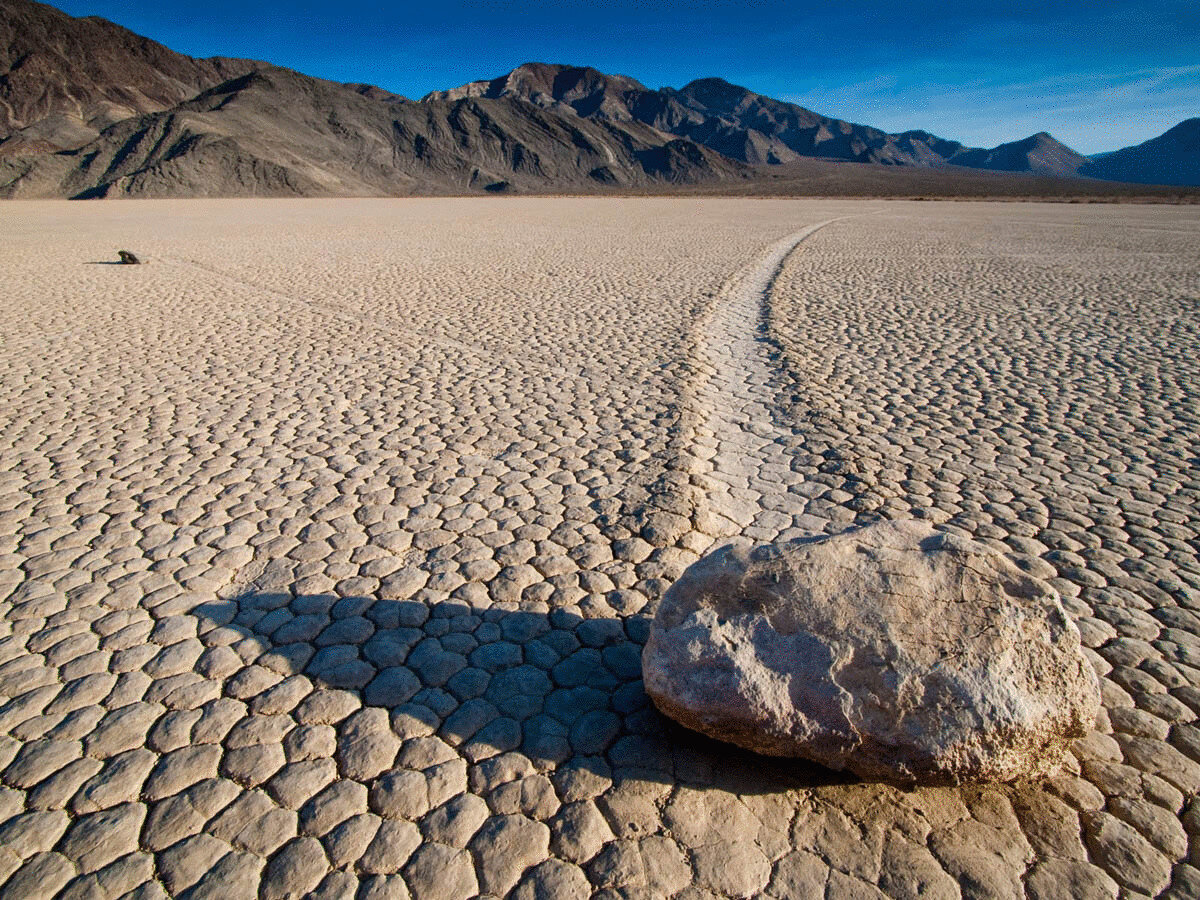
1163 117 1200 144
948 131 1087 177
679 76 750 94
1081 116 1200 185
422 61 650 115
675 77 766 115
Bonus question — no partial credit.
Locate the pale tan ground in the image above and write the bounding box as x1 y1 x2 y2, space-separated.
0 198 1197 899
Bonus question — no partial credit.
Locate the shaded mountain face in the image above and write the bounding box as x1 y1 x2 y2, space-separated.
1081 118 1200 186
0 0 257 152
0 66 745 198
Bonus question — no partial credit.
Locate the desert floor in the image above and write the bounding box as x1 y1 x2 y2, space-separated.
1 198 1198 899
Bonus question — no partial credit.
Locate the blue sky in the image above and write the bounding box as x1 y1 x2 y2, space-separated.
53 0 1199 154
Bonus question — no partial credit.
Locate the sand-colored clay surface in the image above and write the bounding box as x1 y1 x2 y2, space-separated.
1 198 1198 898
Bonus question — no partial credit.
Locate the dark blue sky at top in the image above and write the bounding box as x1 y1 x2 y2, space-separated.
53 0 1199 154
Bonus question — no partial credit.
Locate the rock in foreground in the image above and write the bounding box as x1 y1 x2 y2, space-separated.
642 519 1100 784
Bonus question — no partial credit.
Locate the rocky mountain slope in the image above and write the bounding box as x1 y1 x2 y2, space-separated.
0 0 257 153
0 0 1195 196
0 63 743 198
1081 118 1200 186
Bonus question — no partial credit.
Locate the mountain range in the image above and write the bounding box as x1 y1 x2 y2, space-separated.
1 0 1196 198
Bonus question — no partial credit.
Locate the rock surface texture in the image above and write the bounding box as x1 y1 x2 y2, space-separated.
644 519 1102 784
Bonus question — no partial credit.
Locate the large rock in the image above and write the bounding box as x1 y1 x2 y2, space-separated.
642 519 1100 784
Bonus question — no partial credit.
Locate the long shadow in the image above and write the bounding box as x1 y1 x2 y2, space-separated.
192 591 852 796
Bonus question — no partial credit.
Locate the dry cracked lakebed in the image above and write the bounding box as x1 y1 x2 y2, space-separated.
0 198 1198 898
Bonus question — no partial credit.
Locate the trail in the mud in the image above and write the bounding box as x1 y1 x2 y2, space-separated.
687 217 872 549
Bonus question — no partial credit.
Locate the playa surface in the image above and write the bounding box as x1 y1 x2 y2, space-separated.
1 198 1198 898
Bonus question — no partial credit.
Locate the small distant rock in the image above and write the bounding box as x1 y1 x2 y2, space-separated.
642 519 1100 785
117 250 141 264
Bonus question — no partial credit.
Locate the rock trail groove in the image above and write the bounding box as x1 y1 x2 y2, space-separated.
685 215 877 549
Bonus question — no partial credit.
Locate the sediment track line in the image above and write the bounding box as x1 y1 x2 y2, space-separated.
685 215 876 547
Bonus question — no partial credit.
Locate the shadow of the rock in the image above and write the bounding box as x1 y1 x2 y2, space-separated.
192 591 854 796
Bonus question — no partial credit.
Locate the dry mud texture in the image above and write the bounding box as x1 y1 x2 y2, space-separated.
0 198 1197 900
